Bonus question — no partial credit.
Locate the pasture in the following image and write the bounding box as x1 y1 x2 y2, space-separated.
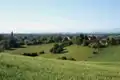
4 44 120 61
4 44 94 61
0 53 120 80
89 45 120 61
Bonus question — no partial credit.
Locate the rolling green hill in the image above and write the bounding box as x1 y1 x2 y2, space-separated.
89 45 120 61
4 44 93 61
4 44 120 61
0 53 120 80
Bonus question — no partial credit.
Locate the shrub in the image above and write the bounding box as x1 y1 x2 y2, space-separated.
31 52 38 56
93 49 99 54
82 40 89 46
22 53 29 56
50 43 64 54
50 48 56 53
0 46 4 52
54 43 59 49
93 51 98 54
39 51 45 54
57 47 64 53
58 56 76 61
88 42 99 48
58 56 67 60
67 57 76 61
61 41 73 47
22 52 39 57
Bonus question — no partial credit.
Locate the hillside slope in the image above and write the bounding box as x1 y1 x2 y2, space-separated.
89 46 120 61
5 44 93 61
0 53 120 80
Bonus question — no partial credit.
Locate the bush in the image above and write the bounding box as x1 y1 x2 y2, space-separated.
39 51 45 54
82 40 89 46
50 48 55 53
54 43 59 49
58 56 67 60
61 41 73 47
93 51 98 54
22 52 39 57
67 57 76 61
88 42 99 48
93 49 99 54
0 46 4 52
58 56 76 61
0 40 10 51
31 52 38 56
50 43 64 54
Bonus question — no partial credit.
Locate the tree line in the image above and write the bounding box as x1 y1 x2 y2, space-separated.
0 32 120 54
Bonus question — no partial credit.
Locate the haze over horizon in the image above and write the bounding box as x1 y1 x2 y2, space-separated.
0 0 120 33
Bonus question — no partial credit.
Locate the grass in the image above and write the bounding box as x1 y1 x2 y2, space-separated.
88 45 120 61
4 44 93 61
0 53 120 80
5 44 53 54
4 43 120 61
2 43 120 80
65 45 93 60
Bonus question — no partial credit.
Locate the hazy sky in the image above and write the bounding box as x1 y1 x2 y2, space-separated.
0 0 120 33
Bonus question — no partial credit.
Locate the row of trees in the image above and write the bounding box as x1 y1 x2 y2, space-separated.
0 33 21 51
0 32 120 52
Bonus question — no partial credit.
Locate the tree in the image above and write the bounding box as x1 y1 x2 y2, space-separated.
7 31 20 48
3 40 10 49
53 36 62 42
72 36 82 45
0 40 10 52
9 38 20 48
40 36 47 43
0 34 4 41
46 36 54 43
80 34 84 40
61 41 73 47
50 43 64 53
107 37 117 45
88 42 100 49
24 39 32 45
82 39 89 46
84 35 89 40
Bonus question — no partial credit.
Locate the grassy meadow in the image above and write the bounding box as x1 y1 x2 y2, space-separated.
2 43 120 80
4 43 120 61
89 45 120 61
4 43 94 61
0 53 120 80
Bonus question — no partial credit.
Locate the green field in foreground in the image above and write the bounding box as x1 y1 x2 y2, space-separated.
4 44 93 61
0 53 120 80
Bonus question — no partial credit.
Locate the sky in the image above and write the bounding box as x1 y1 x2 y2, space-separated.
0 0 120 33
